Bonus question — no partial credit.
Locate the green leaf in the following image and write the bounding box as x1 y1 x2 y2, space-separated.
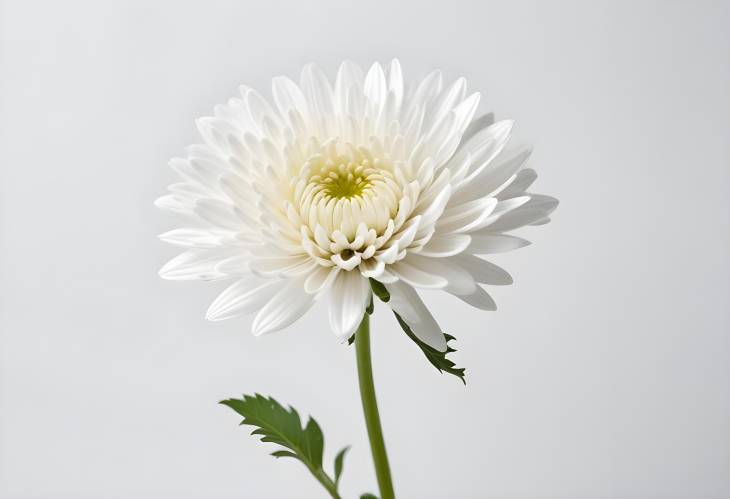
333 446 350 487
369 278 390 302
360 494 379 499
394 312 466 384
365 294 374 315
220 394 324 468
221 394 347 497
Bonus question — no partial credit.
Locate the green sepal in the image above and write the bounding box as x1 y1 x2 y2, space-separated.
393 312 466 384
360 494 379 499
369 278 390 302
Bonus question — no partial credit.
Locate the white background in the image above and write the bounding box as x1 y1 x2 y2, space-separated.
1 1 728 498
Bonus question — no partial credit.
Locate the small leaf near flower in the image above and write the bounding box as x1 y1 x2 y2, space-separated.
333 446 350 487
369 278 390 302
220 394 347 497
360 494 379 499
393 312 466 384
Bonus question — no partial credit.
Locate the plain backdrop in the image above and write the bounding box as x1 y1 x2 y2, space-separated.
1 1 729 498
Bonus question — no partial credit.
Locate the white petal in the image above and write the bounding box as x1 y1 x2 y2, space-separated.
404 254 476 296
450 120 514 187
406 70 442 118
215 255 250 275
334 60 364 116
468 234 531 254
428 77 467 133
476 196 531 230
206 277 284 321
483 195 558 232
376 244 400 264
158 228 227 248
388 259 448 289
387 59 404 111
194 199 246 231
416 112 456 166
418 234 471 257
451 92 481 139
483 209 545 232
304 266 340 294
169 159 225 197
244 87 277 126
457 112 495 150
196 117 236 154
272 76 309 122
252 277 315 335
364 62 387 124
154 194 193 215
449 285 497 311
373 267 395 283
359 258 385 278
498 168 537 199
470 146 532 195
328 271 371 339
530 216 551 226
301 63 335 136
159 249 234 281
385 281 447 351
436 197 498 234
416 184 452 233
331 252 362 271
523 194 559 214
450 254 513 285
452 146 531 205
249 255 315 277
390 216 421 250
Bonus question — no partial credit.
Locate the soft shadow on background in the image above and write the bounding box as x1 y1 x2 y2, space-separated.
1 1 728 498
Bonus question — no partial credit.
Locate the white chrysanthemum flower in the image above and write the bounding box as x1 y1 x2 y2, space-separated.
157 60 557 351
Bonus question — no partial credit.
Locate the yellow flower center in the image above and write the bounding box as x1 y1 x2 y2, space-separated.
292 142 403 239
310 159 371 199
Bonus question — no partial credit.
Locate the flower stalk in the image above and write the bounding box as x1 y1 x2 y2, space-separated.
312 469 342 499
355 313 396 499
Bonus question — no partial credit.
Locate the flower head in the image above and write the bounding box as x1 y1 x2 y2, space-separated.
157 60 557 350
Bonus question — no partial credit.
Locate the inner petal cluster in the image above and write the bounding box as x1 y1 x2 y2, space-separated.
291 140 411 273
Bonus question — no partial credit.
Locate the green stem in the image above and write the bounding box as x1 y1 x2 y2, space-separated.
355 314 396 499
311 468 341 499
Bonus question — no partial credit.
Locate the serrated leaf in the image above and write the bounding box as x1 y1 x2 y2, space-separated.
221 394 348 498
369 278 390 302
271 450 298 459
333 446 350 487
394 312 466 384
221 394 325 468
